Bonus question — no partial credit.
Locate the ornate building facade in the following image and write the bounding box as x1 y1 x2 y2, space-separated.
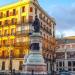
0 0 56 72
56 36 75 75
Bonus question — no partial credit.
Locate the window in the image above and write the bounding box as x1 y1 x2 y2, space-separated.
40 31 42 35
21 16 26 23
43 16 45 20
30 7 33 12
2 61 5 70
11 28 15 35
35 8 37 14
16 38 21 43
6 10 9 17
66 45 70 48
57 68 58 71
59 62 62 67
72 44 75 48
68 61 71 66
10 50 13 57
39 13 42 19
12 18 14 24
21 30 25 34
11 39 15 45
68 68 71 71
56 62 58 67
3 40 5 45
21 26 25 31
17 26 21 31
11 18 17 24
73 68 75 71
19 61 23 70
43 25 45 29
4 30 8 35
0 21 2 25
5 20 8 25
29 16 33 22
22 6 25 12
25 25 29 30
24 37 29 42
44 34 45 38
73 61 75 67
41 22 42 26
2 51 5 58
59 68 62 71
0 12 3 18
50 29 52 35
19 49 24 58
8 20 11 25
47 27 48 31
3 40 7 46
13 9 16 15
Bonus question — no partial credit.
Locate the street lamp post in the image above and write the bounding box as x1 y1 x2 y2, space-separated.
44 54 53 75
10 54 12 75
8 46 13 75
64 39 67 71
9 50 12 75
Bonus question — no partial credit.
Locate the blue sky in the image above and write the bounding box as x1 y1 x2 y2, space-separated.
0 0 75 37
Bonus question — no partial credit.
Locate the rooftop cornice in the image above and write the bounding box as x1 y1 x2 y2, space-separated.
30 1 56 25
0 1 29 11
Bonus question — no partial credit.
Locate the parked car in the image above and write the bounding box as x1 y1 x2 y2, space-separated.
59 69 71 75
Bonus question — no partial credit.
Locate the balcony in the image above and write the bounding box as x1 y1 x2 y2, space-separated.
16 31 29 36
21 30 29 36
11 22 17 25
2 43 9 47
3 34 9 36
16 31 21 36
11 33 16 36
0 55 9 59
15 42 29 47
19 54 25 58
14 42 22 47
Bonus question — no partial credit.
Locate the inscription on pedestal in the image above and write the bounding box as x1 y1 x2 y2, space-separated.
30 43 39 51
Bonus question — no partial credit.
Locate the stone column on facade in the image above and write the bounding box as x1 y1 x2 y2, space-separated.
64 46 68 70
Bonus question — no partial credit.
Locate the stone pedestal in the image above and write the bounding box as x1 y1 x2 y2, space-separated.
22 33 47 75
22 52 47 75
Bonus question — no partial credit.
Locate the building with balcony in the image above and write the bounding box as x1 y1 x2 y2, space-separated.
0 0 56 72
56 36 75 75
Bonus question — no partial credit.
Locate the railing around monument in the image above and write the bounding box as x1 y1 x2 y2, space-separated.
0 70 53 75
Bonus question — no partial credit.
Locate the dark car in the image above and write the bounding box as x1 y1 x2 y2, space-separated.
59 69 71 75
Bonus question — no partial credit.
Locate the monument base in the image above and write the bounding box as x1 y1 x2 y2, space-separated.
22 52 47 75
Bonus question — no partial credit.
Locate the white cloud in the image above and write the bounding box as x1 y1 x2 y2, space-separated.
63 30 75 37
49 3 75 37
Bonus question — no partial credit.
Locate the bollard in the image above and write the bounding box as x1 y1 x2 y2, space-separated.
12 69 15 75
32 70 34 75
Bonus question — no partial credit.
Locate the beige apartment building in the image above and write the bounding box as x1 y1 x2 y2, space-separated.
0 0 56 72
